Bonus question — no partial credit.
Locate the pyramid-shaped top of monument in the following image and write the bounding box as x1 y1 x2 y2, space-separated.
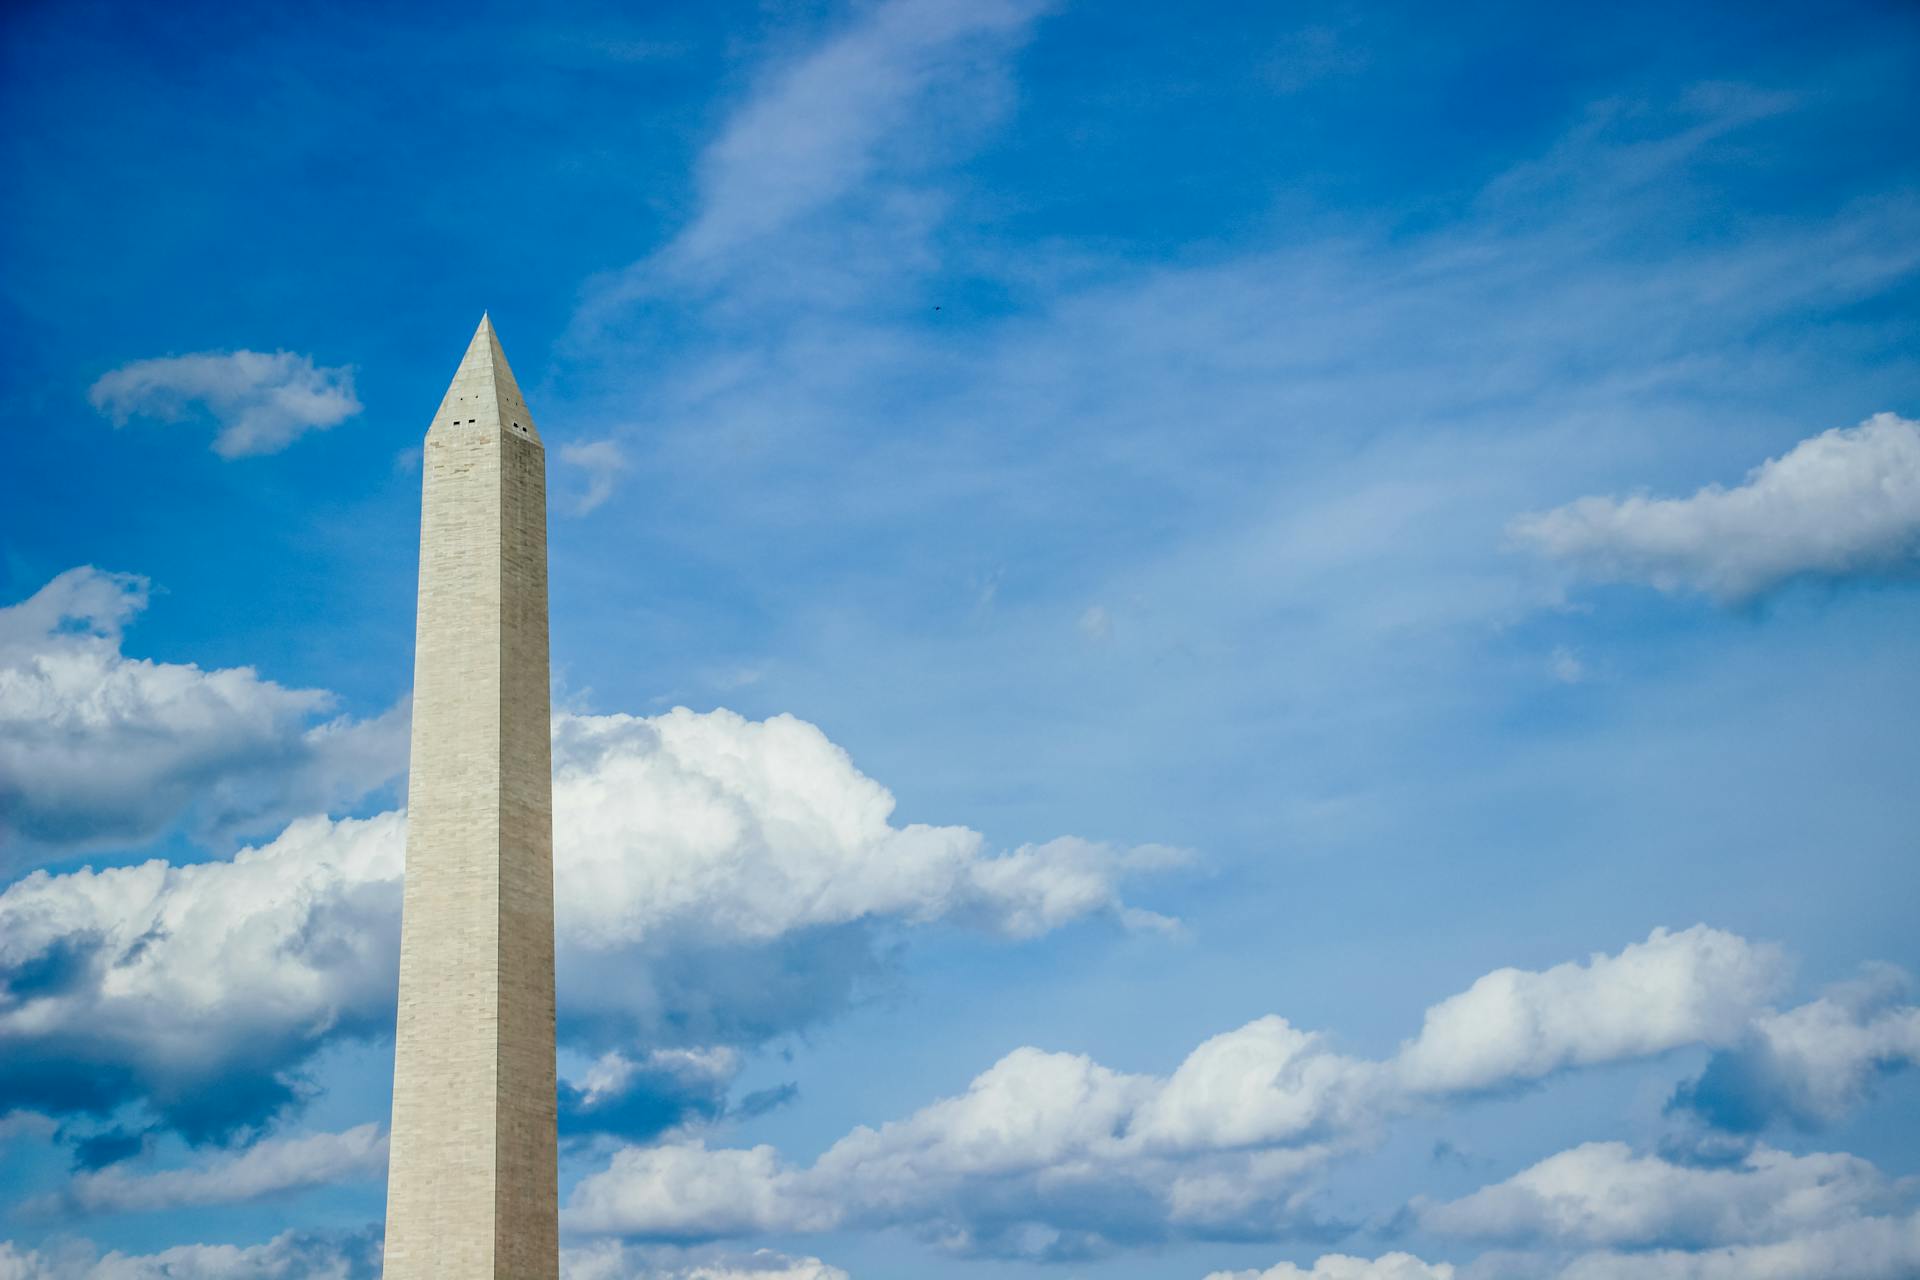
428 313 542 445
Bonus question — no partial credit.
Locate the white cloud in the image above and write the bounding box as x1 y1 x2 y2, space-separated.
1205 1255 1456 1280
1423 1141 1906 1249
0 1228 378 1280
0 567 407 862
566 1141 826 1239
24 1124 386 1217
561 439 629 514
0 706 1169 1138
88 350 361 457
562 1246 849 1280
665 0 1049 272
1671 967 1920 1131
1393 926 1784 1094
564 928 1790 1255
0 1111 57 1146
1542 1210 1920 1280
575 0 1051 337
1510 413 1920 601
551 707 1176 948
564 1035 1348 1254
1078 605 1114 642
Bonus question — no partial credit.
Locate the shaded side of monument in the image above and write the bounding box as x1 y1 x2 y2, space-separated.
384 315 558 1277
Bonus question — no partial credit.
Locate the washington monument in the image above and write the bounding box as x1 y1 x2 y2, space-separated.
384 316 559 1277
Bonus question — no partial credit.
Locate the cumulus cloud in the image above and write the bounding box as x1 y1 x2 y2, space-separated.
0 567 407 862
23 1124 386 1218
1226 1218 1920 1280
560 1047 745 1141
0 1228 379 1280
1669 966 1920 1132
1134 1018 1380 1153
0 706 1169 1141
567 1141 826 1240
1205 1256 1456 1280
0 811 405 1139
561 1246 849 1280
88 350 361 457
0 1110 58 1146
1510 413 1920 601
564 928 1789 1257
1423 1141 1907 1249
1393 926 1784 1094
1539 1211 1920 1280
550 708 1179 954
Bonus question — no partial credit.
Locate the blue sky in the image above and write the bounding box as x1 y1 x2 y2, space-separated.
3 0 1919 1276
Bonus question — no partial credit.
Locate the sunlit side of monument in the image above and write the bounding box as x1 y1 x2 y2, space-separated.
383 316 559 1277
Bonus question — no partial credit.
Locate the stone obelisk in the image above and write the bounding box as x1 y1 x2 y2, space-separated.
384 315 558 1277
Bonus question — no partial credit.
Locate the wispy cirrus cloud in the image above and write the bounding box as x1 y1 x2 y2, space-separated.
560 52 1920 771
1392 926 1785 1094
1224 1206 1920 1280
1407 1140 1920 1280
88 349 361 457
1511 413 1920 602
560 438 630 514
574 0 1052 334
679 0 1049 263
